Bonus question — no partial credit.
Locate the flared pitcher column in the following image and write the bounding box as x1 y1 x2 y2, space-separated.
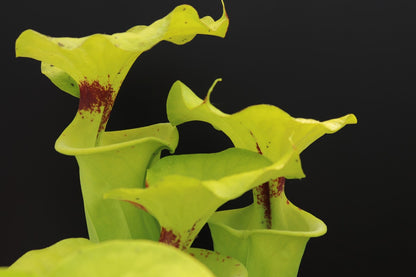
57 123 179 242
209 186 327 277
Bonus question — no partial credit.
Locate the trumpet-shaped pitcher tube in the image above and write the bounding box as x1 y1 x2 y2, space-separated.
15 2 229 242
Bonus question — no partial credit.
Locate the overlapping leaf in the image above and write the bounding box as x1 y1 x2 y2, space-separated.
8 239 216 277
105 147 300 250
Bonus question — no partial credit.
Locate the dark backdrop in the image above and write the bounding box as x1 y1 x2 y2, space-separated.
1 0 414 276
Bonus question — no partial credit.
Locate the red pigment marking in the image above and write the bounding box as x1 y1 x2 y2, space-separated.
159 228 181 248
277 177 285 195
124 200 148 213
255 142 263 154
145 181 149 188
189 221 197 232
182 219 201 250
286 199 290 205
79 79 114 132
270 177 286 198
255 181 272 229
255 177 285 229
249 130 263 154
223 10 230 34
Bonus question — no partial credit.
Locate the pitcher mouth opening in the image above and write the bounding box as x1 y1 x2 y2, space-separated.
55 122 178 156
209 205 327 238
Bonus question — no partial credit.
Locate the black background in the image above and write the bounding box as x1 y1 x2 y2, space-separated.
1 0 414 276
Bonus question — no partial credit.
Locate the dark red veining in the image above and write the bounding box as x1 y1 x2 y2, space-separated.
256 177 286 229
270 177 286 198
205 251 212 259
99 102 114 132
159 228 181 248
78 79 114 132
249 131 288 229
277 177 285 195
249 130 263 155
124 200 148 213
255 181 272 229
255 142 263 155
182 219 200 250
250 130 272 228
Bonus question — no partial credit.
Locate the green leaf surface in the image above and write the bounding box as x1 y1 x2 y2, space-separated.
188 248 248 277
0 269 37 277
9 239 215 277
105 147 301 250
